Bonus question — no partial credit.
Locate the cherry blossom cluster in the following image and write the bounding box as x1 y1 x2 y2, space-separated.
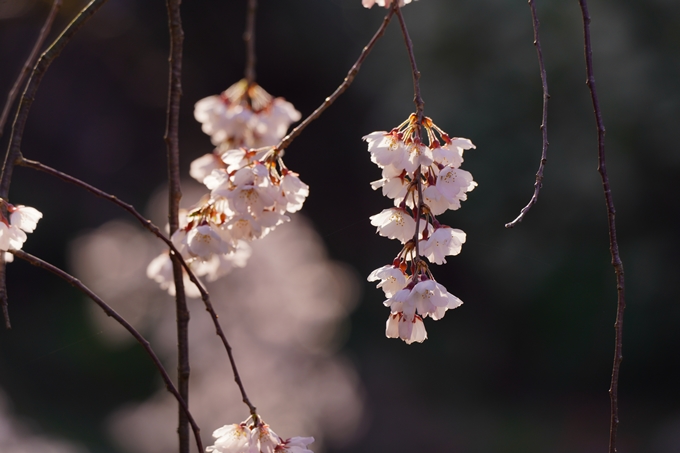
148 80 306 297
206 416 314 453
366 114 476 344
362 0 414 9
0 203 42 263
192 79 300 167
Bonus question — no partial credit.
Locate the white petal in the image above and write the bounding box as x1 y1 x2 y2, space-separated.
10 206 42 233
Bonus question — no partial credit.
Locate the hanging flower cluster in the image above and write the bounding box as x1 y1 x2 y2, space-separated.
206 416 314 453
148 80 306 297
0 203 42 263
191 79 301 184
366 114 476 344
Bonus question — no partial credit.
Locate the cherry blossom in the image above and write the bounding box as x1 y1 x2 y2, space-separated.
383 278 463 344
206 422 251 453
280 170 309 213
206 416 314 453
190 152 225 184
435 166 477 208
420 226 466 264
370 165 409 203
194 79 300 149
0 204 42 255
362 0 414 9
364 131 407 169
368 265 408 298
151 77 307 296
370 207 415 243
385 312 427 344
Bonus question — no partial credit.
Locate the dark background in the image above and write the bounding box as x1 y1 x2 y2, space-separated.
1 0 679 451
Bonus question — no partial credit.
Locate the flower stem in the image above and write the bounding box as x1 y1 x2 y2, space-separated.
394 5 426 265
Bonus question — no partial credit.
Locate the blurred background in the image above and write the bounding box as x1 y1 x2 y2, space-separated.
0 0 679 452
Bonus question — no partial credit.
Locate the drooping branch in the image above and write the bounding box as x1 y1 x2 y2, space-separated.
276 8 395 152
0 0 62 138
577 2 626 452
163 0 190 449
19 157 181 248
18 155 258 416
505 0 551 229
9 249 204 453
0 0 109 330
244 0 257 86
1 0 109 199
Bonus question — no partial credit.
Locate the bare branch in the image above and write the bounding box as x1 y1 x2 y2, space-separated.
0 0 62 138
276 8 395 152
0 0 109 330
9 249 204 453
164 0 190 449
19 157 175 245
17 155 258 416
393 5 425 124
505 0 551 229
577 2 626 452
244 0 257 86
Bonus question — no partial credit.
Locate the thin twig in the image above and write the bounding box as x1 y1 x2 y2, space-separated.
577 2 626 452
17 156 258 416
244 0 257 86
394 5 426 261
19 157 182 249
505 0 551 229
9 249 204 453
1 0 108 199
0 0 109 330
164 0 189 449
0 0 62 138
393 5 425 124
276 8 395 152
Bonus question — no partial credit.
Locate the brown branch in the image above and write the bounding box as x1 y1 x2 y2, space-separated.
0 0 109 330
0 0 62 139
9 249 204 453
244 0 257 86
276 8 395 152
577 2 626 452
18 157 180 247
17 155 258 416
393 5 425 124
0 272 9 329
505 0 551 229
163 0 189 450
1 0 109 199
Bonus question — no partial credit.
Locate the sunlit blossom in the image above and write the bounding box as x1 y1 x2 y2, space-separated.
206 416 314 453
0 204 42 254
362 0 414 9
194 80 300 149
